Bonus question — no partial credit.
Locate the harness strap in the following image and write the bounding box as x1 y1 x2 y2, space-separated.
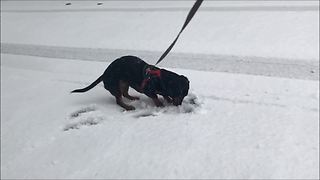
140 66 161 91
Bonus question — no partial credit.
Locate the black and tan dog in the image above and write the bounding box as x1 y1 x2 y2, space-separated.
71 56 189 110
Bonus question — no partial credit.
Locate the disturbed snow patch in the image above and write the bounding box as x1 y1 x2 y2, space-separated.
63 93 202 130
64 105 105 131
132 92 203 118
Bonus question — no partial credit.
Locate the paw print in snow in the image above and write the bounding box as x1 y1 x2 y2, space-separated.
64 105 104 131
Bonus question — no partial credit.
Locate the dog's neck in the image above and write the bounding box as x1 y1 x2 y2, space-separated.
140 65 162 91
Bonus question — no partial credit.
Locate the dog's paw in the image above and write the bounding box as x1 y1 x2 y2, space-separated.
124 105 136 111
129 96 140 101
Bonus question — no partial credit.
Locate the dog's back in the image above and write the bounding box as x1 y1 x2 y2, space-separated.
102 56 147 92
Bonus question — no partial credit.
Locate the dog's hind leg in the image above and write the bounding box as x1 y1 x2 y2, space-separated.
120 80 140 101
112 80 134 111
105 79 136 111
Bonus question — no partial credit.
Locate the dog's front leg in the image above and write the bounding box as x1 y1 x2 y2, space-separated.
152 97 164 107
145 93 164 107
163 96 173 103
144 84 164 107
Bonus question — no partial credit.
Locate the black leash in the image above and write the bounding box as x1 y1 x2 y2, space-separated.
155 0 204 65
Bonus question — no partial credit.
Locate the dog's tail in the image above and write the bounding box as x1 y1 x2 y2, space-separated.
71 75 103 93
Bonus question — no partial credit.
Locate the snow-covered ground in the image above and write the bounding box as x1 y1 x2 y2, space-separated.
1 0 319 60
2 54 319 179
1 1 319 179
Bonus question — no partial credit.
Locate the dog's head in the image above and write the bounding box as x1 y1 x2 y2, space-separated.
166 75 189 106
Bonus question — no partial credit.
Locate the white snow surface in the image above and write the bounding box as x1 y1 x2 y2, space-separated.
1 1 319 179
1 0 319 60
1 54 319 179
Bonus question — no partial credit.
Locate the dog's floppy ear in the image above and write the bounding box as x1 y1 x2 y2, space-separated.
180 75 189 84
165 79 175 95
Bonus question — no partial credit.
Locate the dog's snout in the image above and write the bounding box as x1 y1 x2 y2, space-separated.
173 98 183 106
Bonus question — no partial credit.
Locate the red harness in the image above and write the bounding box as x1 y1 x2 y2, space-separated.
140 67 161 91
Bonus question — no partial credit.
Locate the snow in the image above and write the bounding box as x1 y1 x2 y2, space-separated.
1 1 319 60
1 1 319 179
1 54 319 179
